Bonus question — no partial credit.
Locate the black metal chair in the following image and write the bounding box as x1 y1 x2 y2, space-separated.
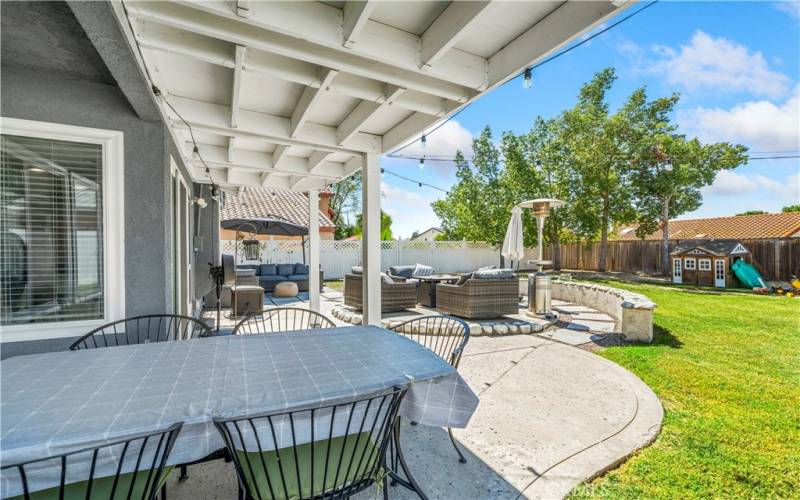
388 316 470 463
70 314 213 350
232 307 335 335
215 386 408 500
1 422 183 500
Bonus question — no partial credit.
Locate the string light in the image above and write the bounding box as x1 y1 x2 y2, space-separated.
523 67 533 89
421 134 427 150
419 157 425 170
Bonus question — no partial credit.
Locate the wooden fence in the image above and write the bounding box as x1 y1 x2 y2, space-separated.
542 238 800 281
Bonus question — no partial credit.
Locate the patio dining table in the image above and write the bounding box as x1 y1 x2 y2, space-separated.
0 326 479 498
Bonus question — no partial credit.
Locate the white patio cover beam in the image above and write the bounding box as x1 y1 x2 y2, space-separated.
420 1 491 69
337 85 405 145
487 1 621 87
307 150 332 173
126 1 476 102
342 1 375 48
291 69 338 137
308 189 321 311
361 152 381 325
167 95 381 154
134 21 457 117
190 143 346 180
230 44 245 127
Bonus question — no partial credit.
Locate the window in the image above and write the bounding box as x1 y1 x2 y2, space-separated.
684 258 696 270
1 118 124 341
699 259 712 271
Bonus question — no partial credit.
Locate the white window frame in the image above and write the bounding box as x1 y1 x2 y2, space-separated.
699 259 712 271
0 117 125 342
684 258 696 270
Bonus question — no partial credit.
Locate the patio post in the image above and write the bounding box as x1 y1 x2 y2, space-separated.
308 189 321 312
361 153 381 325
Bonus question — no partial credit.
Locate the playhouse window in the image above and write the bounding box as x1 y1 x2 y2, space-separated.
685 258 696 270
699 259 712 271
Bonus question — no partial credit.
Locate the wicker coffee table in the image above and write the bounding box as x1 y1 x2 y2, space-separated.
416 275 460 307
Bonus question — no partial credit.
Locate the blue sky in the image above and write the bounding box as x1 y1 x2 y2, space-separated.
378 1 800 239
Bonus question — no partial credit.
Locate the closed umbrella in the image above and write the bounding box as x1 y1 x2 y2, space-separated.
502 206 525 267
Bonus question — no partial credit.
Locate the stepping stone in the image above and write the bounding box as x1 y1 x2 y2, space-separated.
537 328 595 346
570 319 619 333
568 312 616 322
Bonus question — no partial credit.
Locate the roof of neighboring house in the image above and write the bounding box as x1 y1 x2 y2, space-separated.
615 213 800 241
220 187 335 230
670 240 750 257
412 227 443 239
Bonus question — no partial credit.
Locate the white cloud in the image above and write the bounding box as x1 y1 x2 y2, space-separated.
678 86 800 151
380 181 441 239
774 1 800 19
394 120 474 163
651 31 790 98
705 170 799 202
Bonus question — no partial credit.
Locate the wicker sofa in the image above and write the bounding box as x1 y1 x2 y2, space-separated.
435 277 519 319
343 273 417 312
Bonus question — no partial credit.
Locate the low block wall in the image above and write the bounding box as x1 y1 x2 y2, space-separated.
521 278 656 343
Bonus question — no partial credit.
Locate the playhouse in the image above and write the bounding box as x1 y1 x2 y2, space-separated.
670 240 751 288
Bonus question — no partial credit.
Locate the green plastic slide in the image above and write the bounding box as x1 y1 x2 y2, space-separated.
731 259 767 288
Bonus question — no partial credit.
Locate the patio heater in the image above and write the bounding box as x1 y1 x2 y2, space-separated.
517 198 565 318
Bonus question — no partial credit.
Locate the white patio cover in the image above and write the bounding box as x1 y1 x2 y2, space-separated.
502 206 525 262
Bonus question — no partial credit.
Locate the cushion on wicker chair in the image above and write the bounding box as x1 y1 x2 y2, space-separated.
236 433 377 500
388 265 415 279
412 263 434 277
473 268 514 279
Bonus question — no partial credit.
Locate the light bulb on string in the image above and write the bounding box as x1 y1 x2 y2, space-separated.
421 134 427 150
419 157 425 170
523 67 533 89
418 182 422 189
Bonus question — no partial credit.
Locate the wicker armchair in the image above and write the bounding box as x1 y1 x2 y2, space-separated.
343 273 417 312
435 278 519 319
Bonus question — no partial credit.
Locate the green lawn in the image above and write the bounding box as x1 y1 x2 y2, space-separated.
569 280 800 498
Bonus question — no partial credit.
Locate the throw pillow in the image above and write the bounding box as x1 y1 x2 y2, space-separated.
259 264 277 276
277 264 294 276
380 273 395 284
412 263 434 277
455 272 472 286
351 266 363 275
294 263 309 275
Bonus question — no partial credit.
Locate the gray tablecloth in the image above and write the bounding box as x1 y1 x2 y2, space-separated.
0 326 478 496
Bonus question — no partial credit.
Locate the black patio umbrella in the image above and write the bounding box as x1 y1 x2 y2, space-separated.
221 217 309 263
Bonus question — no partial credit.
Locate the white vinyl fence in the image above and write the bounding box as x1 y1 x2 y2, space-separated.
221 240 503 279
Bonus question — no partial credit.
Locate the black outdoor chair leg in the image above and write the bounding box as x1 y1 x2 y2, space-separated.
448 427 467 463
383 476 390 500
178 464 188 481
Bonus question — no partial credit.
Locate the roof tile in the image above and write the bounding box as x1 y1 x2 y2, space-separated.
220 187 335 229
616 212 800 240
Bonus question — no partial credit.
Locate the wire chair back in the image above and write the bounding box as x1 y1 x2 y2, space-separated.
233 307 336 335
1 422 183 500
215 386 408 500
70 314 212 350
388 316 470 367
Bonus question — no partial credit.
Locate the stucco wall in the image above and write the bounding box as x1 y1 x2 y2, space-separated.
1 67 173 358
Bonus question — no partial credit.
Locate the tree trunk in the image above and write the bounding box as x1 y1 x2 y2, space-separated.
552 233 561 271
661 197 670 276
598 195 610 272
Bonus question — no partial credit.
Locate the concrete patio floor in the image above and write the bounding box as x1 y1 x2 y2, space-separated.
176 301 663 499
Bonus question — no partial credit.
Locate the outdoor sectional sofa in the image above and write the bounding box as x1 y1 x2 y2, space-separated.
343 273 417 312
237 263 322 293
436 277 519 319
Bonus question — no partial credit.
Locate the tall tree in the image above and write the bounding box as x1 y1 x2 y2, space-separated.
432 127 515 245
562 69 637 271
329 173 361 239
353 211 394 240
630 135 747 275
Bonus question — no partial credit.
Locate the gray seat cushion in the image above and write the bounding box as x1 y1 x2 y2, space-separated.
259 264 278 276
287 274 309 281
277 264 295 276
388 265 415 279
259 275 285 283
473 268 514 279
351 266 363 275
